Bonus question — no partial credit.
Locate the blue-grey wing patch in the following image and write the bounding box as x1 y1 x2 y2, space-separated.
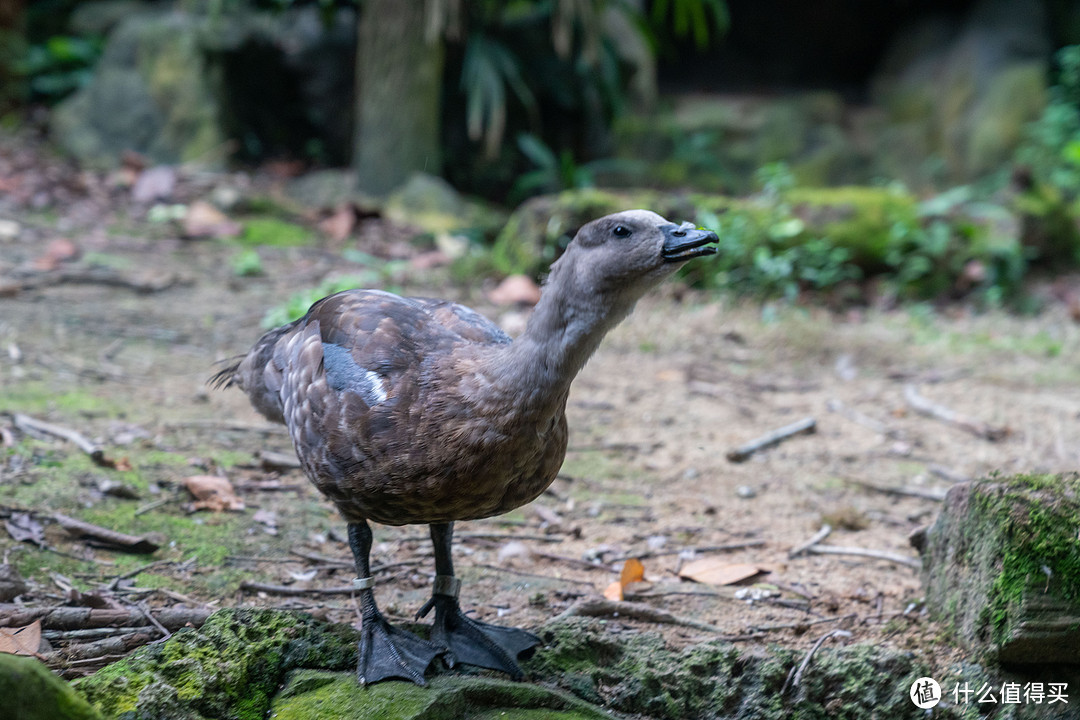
322 342 388 406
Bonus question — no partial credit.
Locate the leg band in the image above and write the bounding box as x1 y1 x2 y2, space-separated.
432 574 461 598
353 576 375 591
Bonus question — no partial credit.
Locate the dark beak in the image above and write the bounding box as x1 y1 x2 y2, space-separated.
661 223 719 263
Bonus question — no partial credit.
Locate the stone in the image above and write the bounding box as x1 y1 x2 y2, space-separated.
920 474 1080 665
51 10 224 168
0 653 103 720
269 671 612 720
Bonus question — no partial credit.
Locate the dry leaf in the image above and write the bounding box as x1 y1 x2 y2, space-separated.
183 475 245 512
604 557 646 601
4 513 45 546
0 619 41 656
488 274 541 306
678 559 764 586
33 237 79 270
132 165 177 203
318 204 358 242
183 200 242 239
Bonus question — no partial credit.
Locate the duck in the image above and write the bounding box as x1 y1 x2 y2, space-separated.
211 209 718 685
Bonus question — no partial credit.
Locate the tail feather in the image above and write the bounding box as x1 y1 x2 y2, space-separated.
208 357 244 389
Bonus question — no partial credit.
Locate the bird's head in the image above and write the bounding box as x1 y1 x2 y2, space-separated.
549 209 719 300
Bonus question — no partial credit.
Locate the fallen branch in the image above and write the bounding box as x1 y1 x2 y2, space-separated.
726 417 817 463
0 605 211 630
802 544 921 569
12 413 106 466
553 597 727 634
1 267 185 295
903 384 1008 442
782 629 853 694
788 525 832 558
52 513 160 554
826 400 899 438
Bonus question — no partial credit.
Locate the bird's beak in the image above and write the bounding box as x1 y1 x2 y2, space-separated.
660 222 719 263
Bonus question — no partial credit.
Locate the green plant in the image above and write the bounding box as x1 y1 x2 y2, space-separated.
16 34 103 103
1018 45 1080 193
231 249 264 277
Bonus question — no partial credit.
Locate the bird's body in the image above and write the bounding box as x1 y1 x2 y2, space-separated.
233 289 568 526
213 210 718 685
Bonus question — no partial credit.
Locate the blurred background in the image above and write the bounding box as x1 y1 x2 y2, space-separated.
3 0 1080 306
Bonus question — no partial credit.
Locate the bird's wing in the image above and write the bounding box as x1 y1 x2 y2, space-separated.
294 289 508 409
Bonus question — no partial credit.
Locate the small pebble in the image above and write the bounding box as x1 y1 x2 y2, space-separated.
736 485 757 499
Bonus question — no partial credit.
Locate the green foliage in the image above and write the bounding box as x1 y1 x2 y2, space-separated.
1018 45 1080 193
14 34 103 104
651 0 729 49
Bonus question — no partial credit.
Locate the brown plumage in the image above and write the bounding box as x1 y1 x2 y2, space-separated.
212 209 718 685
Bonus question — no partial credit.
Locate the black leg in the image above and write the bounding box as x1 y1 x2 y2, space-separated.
348 521 442 685
416 522 540 679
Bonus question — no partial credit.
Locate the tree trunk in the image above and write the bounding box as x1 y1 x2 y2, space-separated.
353 0 444 196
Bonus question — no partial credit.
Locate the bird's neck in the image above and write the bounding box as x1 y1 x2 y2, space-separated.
486 280 635 411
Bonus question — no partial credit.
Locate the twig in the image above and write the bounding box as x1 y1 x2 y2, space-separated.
239 581 357 596
927 463 972 484
11 413 105 464
553 597 728 634
257 450 301 470
749 613 857 633
609 539 766 563
844 477 946 501
902 384 1008 441
4 267 184 294
802 544 921 569
106 560 173 590
162 419 288 435
826 400 899 438
782 629 853 694
52 513 160 554
726 417 816 463
394 532 563 544
474 563 596 587
788 525 832 558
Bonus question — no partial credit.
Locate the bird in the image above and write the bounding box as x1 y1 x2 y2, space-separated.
211 209 718 685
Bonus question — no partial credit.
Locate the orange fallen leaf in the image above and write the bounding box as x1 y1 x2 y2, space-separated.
604 557 645 601
183 475 245 512
678 559 764 586
488 274 541 306
0 619 41 656
318 204 358 242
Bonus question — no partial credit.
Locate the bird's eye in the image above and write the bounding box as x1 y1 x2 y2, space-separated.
613 225 631 238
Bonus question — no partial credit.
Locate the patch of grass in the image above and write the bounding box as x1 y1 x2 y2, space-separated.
238 218 313 247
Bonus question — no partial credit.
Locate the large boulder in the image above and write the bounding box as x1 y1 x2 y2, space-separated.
51 6 357 168
51 10 224 168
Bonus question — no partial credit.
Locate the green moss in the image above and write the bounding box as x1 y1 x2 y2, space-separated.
76 608 356 720
271 673 610 720
2 382 123 416
975 474 1080 645
0 653 104 720
238 218 313 247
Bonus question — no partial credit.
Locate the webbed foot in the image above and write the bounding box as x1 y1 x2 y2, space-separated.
357 611 443 686
418 593 540 680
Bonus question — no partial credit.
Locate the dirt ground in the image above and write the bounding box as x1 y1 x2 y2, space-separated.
3 145 1080 680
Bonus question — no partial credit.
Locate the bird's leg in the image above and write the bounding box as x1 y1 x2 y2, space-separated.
415 522 540 679
348 521 442 685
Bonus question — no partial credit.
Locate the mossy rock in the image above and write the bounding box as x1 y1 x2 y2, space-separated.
269 671 612 720
51 10 225 168
74 608 356 720
0 653 104 720
921 473 1080 664
525 617 935 719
